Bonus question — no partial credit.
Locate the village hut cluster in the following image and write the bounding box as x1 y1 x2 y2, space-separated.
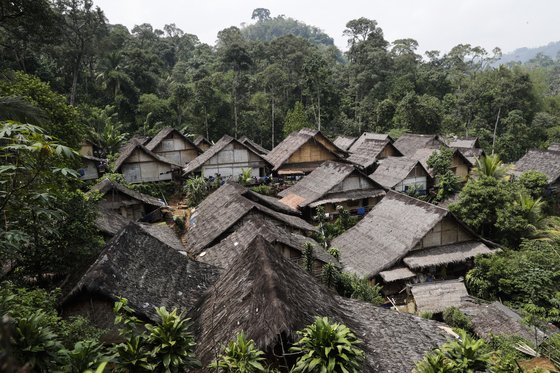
71 127 560 371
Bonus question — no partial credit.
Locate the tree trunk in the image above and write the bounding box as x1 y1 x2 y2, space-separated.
491 107 501 155
69 54 82 106
271 97 275 147
317 90 321 131
204 106 209 139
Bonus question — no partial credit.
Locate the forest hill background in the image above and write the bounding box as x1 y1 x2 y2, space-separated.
1 1 560 162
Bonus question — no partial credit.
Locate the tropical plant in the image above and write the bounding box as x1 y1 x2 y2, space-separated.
302 242 314 273
60 339 107 373
442 307 473 333
183 176 209 207
239 168 253 185
210 332 267 372
472 154 510 180
290 317 365 373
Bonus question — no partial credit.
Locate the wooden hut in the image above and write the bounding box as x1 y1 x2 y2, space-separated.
278 161 385 217
61 222 220 334
184 135 270 180
393 133 445 156
94 206 130 238
447 136 485 165
192 235 451 372
347 139 402 174
333 135 358 151
144 127 201 166
331 191 496 296
238 135 270 155
407 279 469 314
90 179 166 221
79 155 106 181
370 156 432 195
409 147 473 182
193 135 212 152
184 181 317 256
333 132 392 152
114 139 181 183
266 128 347 176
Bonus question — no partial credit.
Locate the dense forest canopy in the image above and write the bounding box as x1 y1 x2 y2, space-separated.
1 0 559 162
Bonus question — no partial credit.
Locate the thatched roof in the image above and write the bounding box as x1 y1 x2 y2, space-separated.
278 161 384 209
145 127 201 153
403 241 495 270
185 182 317 255
378 267 416 283
347 139 402 169
348 132 393 153
331 191 449 278
192 235 450 372
138 222 185 252
409 147 473 171
410 279 469 313
94 207 131 236
394 134 444 156
238 136 270 155
243 190 300 216
266 128 347 171
63 222 220 321
370 156 430 189
114 139 181 171
459 297 546 343
513 149 560 184
333 135 357 151
455 147 485 165
81 154 106 163
193 135 212 148
90 179 166 208
447 137 480 149
183 135 270 175
196 216 338 269
549 143 560 151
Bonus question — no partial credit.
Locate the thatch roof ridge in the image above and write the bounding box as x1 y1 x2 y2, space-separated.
90 178 166 208
369 156 430 189
410 279 469 313
137 222 185 252
333 135 358 151
114 139 182 170
446 136 480 149
394 133 442 156
348 132 393 153
403 241 495 270
332 191 448 278
63 222 221 321
145 127 202 153
347 139 401 169
513 149 560 184
238 136 270 155
94 206 131 236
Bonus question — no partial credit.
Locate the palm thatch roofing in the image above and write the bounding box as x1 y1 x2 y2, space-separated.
333 135 357 151
513 149 560 184
238 136 270 155
94 207 131 236
193 135 212 149
410 147 474 171
369 156 430 189
185 182 317 255
63 222 221 321
278 161 385 209
90 179 166 208
266 128 347 171
403 241 495 270
378 267 417 283
456 147 485 165
447 136 480 149
145 127 202 153
192 235 450 372
549 143 560 151
347 139 402 169
183 135 270 175
394 133 444 156
196 216 338 269
348 132 393 153
114 138 181 171
459 297 547 343
410 279 469 313
331 191 448 278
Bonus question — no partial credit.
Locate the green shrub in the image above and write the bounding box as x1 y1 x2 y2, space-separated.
183 176 210 207
442 307 473 333
335 272 383 305
129 181 178 200
250 184 274 196
210 332 266 372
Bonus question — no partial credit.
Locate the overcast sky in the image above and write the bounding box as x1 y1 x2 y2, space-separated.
93 0 559 54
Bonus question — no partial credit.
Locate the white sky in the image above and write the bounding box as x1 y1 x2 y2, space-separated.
93 0 560 54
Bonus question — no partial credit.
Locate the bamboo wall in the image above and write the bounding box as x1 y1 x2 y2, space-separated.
202 142 266 178
122 148 173 183
414 216 474 250
152 133 199 165
285 141 337 165
79 159 99 181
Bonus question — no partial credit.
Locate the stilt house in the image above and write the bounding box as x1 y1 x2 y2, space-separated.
145 127 201 165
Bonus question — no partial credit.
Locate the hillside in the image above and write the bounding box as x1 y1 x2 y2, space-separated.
498 40 560 65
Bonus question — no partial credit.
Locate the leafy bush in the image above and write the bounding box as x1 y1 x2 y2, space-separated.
210 332 267 372
442 307 473 333
183 176 210 207
335 272 383 305
250 184 274 196
291 317 364 373
518 170 549 199
129 180 179 200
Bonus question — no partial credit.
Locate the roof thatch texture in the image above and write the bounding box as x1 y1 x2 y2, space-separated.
410 280 469 313
196 216 338 269
183 135 269 175
378 267 417 283
238 136 270 155
549 143 560 151
63 222 220 321
348 132 392 153
185 182 317 254
90 179 166 208
95 207 131 236
331 191 448 278
447 137 480 149
347 139 400 169
244 190 300 215
278 161 384 208
394 134 442 155
192 235 450 372
145 127 201 153
459 297 546 343
114 139 181 171
410 147 473 170
266 128 347 171
456 147 484 165
369 156 429 189
138 222 185 252
513 149 560 183
403 241 495 270
193 135 212 148
333 135 357 151
308 189 385 208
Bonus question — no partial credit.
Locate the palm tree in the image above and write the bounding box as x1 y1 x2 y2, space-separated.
0 96 47 125
472 154 510 179
96 52 137 100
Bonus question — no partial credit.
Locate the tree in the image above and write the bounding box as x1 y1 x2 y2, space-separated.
291 317 365 373
283 102 310 136
427 147 459 202
210 332 266 372
472 154 509 180
251 8 271 22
